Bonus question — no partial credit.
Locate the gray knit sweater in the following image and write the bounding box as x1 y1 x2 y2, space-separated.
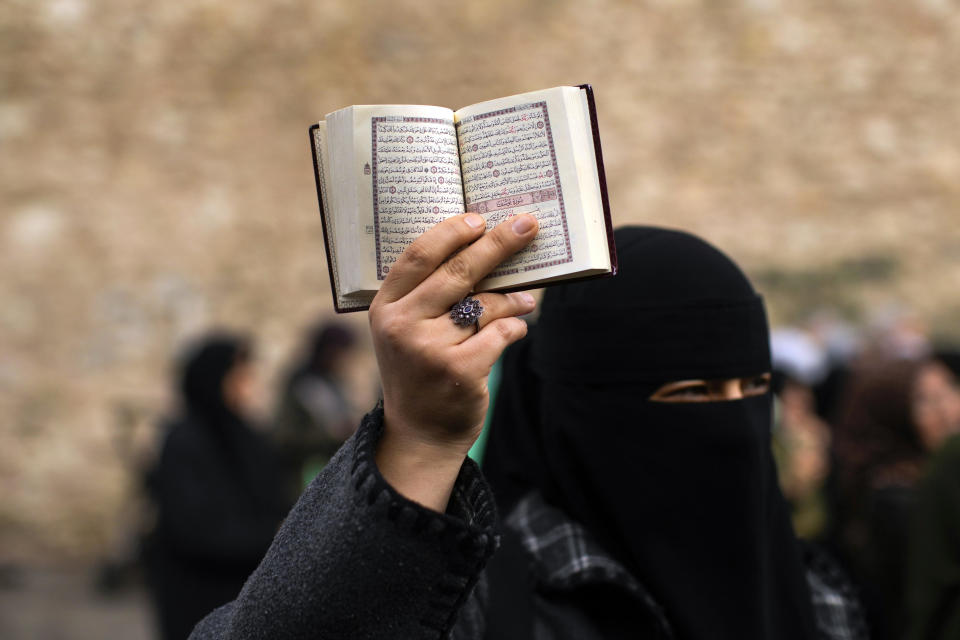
190 406 498 639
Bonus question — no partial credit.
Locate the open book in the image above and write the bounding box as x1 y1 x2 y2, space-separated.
309 84 616 312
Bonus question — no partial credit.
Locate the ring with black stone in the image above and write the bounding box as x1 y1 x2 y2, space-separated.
449 296 484 328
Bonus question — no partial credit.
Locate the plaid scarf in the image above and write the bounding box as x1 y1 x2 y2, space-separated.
505 492 869 640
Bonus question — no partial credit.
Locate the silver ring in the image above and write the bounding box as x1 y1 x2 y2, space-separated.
450 296 483 328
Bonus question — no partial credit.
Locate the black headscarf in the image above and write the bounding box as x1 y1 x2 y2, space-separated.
180 333 251 435
485 226 818 640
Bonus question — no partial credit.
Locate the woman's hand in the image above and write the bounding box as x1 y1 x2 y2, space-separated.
370 213 539 511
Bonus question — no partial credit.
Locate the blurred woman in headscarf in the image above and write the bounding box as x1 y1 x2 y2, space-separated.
833 357 960 639
144 332 290 640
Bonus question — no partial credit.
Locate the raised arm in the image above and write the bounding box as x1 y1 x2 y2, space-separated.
371 212 539 511
190 213 538 640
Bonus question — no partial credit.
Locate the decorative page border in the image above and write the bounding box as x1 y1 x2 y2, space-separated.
370 116 451 281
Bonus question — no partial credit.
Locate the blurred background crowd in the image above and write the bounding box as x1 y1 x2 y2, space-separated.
2 0 959 638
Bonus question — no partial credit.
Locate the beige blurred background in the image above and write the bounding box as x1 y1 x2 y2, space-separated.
1 0 959 633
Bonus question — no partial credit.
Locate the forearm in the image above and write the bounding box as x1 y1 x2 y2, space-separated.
375 416 473 513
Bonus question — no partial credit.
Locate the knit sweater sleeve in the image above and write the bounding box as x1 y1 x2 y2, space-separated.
190 405 499 640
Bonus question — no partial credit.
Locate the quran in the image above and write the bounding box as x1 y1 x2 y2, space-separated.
309 84 617 312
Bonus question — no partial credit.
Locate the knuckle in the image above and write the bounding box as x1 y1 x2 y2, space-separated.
481 297 510 323
488 225 513 253
441 356 468 384
410 335 436 362
378 312 407 345
507 294 528 315
471 293 493 313
513 318 527 340
443 253 473 286
494 319 515 341
496 317 525 342
515 319 529 339
402 242 431 270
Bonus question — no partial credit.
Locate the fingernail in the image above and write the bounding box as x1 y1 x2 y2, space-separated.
519 292 535 306
512 214 535 234
465 214 485 229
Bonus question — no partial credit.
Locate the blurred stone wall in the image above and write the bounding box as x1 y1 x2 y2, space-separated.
2 0 959 562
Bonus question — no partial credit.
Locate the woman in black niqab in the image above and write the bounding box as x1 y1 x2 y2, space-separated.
484 227 819 640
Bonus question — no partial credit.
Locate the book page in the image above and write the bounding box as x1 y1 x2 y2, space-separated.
454 87 609 290
312 123 371 310
333 105 464 291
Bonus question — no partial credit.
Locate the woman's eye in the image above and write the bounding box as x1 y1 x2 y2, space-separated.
743 376 771 395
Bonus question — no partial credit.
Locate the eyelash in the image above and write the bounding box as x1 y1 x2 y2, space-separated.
663 377 770 399
666 385 710 398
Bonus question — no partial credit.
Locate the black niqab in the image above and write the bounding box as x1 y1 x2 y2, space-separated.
485 226 817 640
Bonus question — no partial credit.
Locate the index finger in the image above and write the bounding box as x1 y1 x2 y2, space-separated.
408 213 539 315
376 213 487 305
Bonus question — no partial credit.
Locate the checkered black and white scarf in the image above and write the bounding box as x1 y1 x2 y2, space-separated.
505 492 869 640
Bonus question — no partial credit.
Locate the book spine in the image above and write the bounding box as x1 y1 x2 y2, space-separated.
577 84 618 276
